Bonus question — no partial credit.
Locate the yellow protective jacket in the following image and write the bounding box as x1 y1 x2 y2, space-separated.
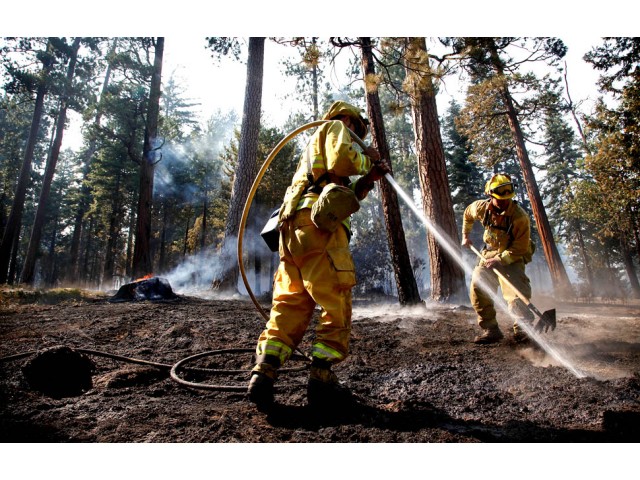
296 120 371 209
279 105 373 226
462 199 533 265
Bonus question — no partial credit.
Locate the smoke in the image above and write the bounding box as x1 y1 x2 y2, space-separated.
162 235 239 298
163 217 277 300
153 109 239 200
353 302 433 323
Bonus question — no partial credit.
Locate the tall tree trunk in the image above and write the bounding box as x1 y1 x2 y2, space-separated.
486 41 573 295
102 169 123 288
213 37 265 293
403 37 466 302
46 215 58 286
360 37 421 306
158 200 168 273
0 39 55 283
311 37 319 121
22 37 81 285
502 88 573 295
125 207 135 280
183 213 191 257
132 37 164 279
620 235 640 299
563 62 591 155
565 190 593 293
574 222 594 293
7 224 22 284
200 179 208 251
633 216 640 263
82 216 95 287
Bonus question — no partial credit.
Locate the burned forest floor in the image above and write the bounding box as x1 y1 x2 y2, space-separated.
1 286 639 453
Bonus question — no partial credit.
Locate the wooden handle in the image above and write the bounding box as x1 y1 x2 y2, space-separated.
468 245 530 306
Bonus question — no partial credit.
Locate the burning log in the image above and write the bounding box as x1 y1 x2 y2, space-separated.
109 276 177 302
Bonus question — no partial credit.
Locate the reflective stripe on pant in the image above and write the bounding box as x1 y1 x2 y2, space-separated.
255 209 355 365
469 260 531 329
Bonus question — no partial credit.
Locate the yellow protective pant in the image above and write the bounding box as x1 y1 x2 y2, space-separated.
469 259 533 332
255 208 356 367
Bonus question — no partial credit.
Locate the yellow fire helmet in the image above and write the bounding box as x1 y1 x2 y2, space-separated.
485 173 516 200
322 101 369 139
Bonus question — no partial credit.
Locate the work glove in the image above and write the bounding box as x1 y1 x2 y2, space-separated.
363 145 381 163
483 256 502 269
367 156 391 182
354 156 390 199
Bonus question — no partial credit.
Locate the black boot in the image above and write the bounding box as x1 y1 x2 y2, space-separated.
307 359 352 409
247 357 279 409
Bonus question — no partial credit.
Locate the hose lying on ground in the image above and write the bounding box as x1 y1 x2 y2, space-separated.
0 347 309 392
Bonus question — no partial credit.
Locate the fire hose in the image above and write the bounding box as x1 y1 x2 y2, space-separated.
237 120 328 322
0 347 309 393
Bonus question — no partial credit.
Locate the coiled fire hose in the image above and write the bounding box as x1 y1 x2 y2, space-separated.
0 347 309 393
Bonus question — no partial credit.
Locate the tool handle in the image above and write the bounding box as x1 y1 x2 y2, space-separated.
468 245 531 306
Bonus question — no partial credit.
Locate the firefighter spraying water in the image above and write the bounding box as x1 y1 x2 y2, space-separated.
245 101 391 410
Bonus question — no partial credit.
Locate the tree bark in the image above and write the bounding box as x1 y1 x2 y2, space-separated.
502 89 573 295
0 39 55 283
575 222 594 293
158 200 168 273
200 179 208 251
360 37 421 306
311 37 319 121
403 38 466 302
21 37 81 285
620 236 640 298
213 37 265 293
132 37 164 279
101 169 123 288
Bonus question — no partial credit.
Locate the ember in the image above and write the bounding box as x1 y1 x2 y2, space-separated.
109 276 177 302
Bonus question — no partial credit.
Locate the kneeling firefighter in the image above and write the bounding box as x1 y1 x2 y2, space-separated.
461 173 536 344
248 101 390 409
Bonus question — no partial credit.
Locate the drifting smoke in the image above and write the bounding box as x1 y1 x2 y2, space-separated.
162 248 225 296
163 216 277 300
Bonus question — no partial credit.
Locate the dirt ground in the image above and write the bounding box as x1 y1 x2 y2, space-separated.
1 286 639 452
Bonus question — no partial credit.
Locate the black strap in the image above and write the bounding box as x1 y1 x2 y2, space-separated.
482 200 514 244
303 146 328 194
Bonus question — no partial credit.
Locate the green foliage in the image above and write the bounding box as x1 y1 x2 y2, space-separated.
206 37 242 62
278 37 327 121
442 99 485 217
